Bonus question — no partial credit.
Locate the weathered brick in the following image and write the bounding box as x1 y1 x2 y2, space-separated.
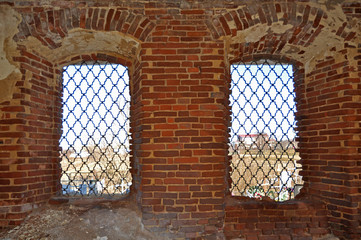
1 2 360 240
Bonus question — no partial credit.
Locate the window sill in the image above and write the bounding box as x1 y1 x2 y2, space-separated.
49 193 133 206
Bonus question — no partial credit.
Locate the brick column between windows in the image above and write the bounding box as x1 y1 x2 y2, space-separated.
135 20 229 237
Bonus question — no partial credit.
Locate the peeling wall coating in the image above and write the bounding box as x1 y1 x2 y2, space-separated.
0 5 21 103
224 1 360 74
0 1 360 239
229 23 294 43
0 6 20 80
294 2 360 73
20 29 140 86
22 29 140 65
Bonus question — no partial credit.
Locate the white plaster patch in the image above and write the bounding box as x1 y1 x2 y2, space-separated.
22 29 140 64
0 5 21 81
227 1 360 76
229 23 294 44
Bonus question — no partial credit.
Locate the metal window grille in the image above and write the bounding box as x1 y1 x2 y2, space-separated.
229 59 303 202
60 61 131 196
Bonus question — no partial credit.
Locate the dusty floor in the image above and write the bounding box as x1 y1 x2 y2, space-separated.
0 200 163 240
0 200 340 240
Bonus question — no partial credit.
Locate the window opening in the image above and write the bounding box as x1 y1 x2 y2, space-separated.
229 59 303 201
60 61 131 196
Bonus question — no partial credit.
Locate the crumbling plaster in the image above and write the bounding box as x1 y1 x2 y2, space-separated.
0 4 141 104
20 29 140 86
226 1 360 75
0 5 22 103
21 29 140 66
0 1 360 102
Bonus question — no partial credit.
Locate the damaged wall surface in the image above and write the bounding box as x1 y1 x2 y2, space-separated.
0 0 360 239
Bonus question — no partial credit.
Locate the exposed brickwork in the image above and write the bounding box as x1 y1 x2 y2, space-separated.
0 51 135 227
136 10 228 237
225 197 329 239
0 47 58 226
208 1 357 46
0 1 360 239
301 50 361 239
14 6 155 48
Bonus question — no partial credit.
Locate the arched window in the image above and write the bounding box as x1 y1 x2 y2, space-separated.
229 59 303 201
59 61 131 196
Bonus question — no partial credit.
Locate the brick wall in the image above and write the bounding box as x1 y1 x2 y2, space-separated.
0 1 360 239
301 52 361 239
0 47 59 226
136 12 228 237
224 197 329 239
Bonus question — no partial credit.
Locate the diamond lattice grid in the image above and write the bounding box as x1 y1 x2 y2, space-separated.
60 61 131 196
229 59 303 201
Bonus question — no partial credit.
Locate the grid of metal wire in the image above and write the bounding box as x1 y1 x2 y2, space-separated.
59 61 131 196
229 59 303 201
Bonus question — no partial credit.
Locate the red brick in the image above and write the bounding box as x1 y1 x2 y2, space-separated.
3 4 360 240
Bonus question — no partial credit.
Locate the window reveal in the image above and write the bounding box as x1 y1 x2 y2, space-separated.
60 61 131 196
229 59 303 202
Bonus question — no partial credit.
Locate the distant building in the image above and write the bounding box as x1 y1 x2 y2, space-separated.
235 133 297 150
237 133 270 150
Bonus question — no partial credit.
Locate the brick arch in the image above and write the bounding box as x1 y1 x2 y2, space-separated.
206 2 356 56
55 52 133 71
230 54 303 69
14 27 142 78
207 3 325 38
14 7 155 49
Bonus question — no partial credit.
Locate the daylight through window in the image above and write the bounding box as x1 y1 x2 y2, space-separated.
229 59 303 201
60 61 131 196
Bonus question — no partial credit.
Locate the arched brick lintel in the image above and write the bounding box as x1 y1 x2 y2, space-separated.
229 53 303 69
14 7 156 49
207 3 325 37
56 52 134 70
207 2 356 56
15 28 141 80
